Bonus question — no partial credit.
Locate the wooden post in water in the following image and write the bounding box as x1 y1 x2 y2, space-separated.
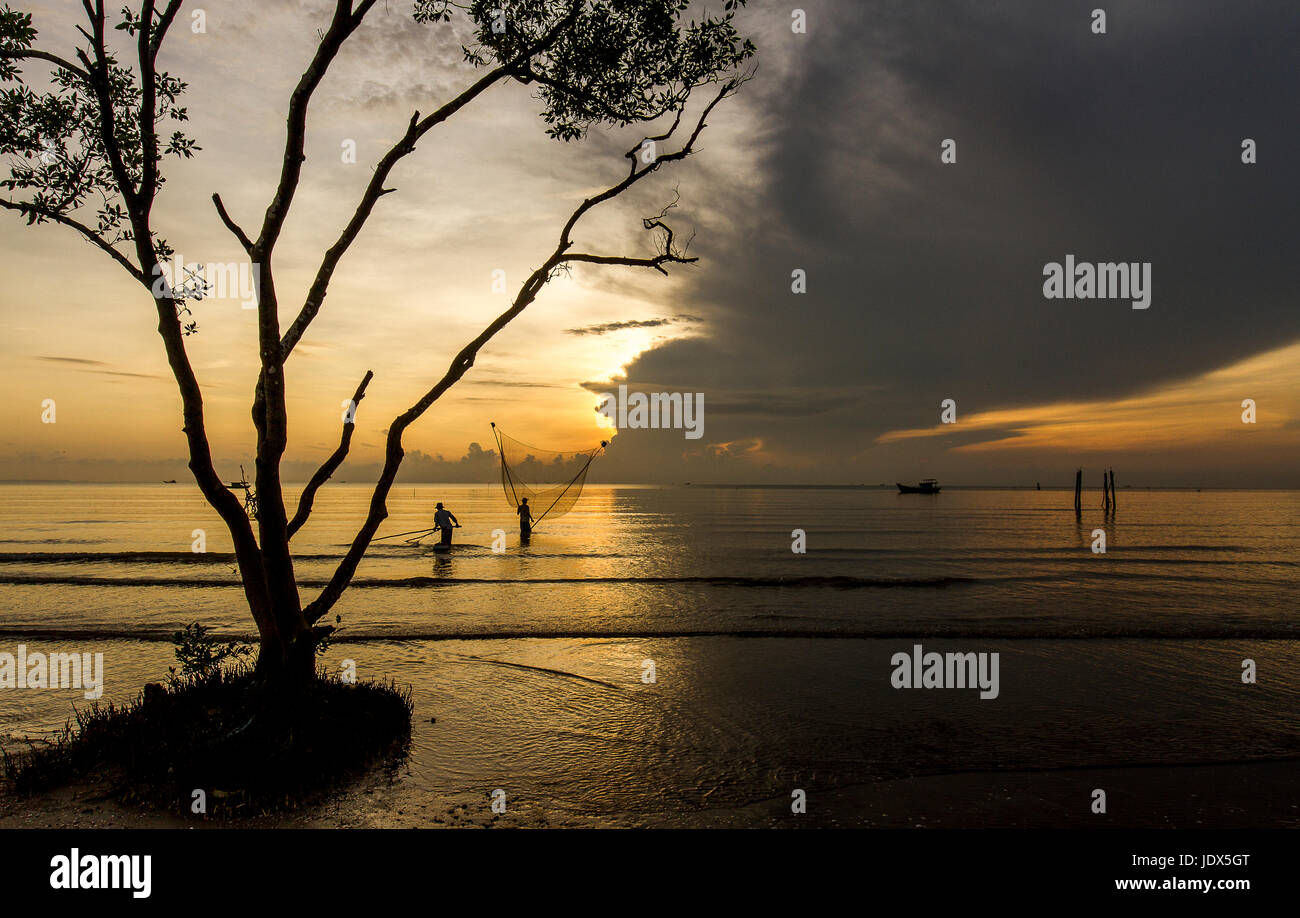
1109 468 1117 510
1102 469 1111 512
1074 468 1082 516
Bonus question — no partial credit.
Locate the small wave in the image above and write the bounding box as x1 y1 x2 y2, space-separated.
0 626 1296 643
353 574 980 589
0 573 979 589
0 539 110 546
0 551 344 564
0 547 621 562
989 544 1265 554
0 551 226 564
0 545 1278 564
1 570 1292 589
52 520 134 524
450 654 625 690
950 556 1295 567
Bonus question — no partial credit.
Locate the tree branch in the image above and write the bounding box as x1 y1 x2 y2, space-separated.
0 49 92 83
278 1 585 360
244 2 381 639
561 250 696 275
287 370 373 538
149 0 183 60
560 196 697 275
70 0 277 638
302 77 741 625
76 0 140 212
254 0 377 258
48 4 262 594
515 66 684 127
137 0 160 204
0 199 145 282
211 192 254 253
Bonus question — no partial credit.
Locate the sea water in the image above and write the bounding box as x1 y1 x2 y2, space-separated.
1 484 1297 824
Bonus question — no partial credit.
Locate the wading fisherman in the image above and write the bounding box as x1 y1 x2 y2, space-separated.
433 501 460 547
517 497 533 541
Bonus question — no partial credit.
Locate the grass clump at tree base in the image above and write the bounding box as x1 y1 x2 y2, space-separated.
2 666 413 817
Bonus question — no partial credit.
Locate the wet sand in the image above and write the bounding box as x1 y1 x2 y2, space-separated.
4 635 1298 828
4 757 1297 829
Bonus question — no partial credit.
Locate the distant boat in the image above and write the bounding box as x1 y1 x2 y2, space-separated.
162 479 176 484
227 465 252 490
897 478 941 494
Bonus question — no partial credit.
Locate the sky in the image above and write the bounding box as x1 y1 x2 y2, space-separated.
1 0 1297 487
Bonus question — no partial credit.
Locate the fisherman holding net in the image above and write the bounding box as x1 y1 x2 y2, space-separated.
491 423 606 539
432 501 460 547
517 497 533 541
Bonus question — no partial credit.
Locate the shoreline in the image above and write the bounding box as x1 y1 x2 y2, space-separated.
4 758 1297 829
4 634 1297 831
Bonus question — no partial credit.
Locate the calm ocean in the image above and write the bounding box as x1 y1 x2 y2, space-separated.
2 483 1297 825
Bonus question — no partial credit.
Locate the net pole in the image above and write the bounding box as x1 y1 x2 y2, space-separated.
493 423 522 508
373 526 439 542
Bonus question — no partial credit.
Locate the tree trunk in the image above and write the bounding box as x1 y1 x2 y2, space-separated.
253 621 318 684
245 541 317 685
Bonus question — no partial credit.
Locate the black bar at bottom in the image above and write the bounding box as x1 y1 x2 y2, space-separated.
1 828 1282 905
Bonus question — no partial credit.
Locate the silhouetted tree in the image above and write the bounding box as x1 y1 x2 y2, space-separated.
0 1 753 682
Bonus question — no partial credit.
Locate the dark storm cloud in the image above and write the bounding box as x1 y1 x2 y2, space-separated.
605 0 1300 482
579 373 870 417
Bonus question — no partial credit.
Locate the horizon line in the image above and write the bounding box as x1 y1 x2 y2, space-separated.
1 480 1297 492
